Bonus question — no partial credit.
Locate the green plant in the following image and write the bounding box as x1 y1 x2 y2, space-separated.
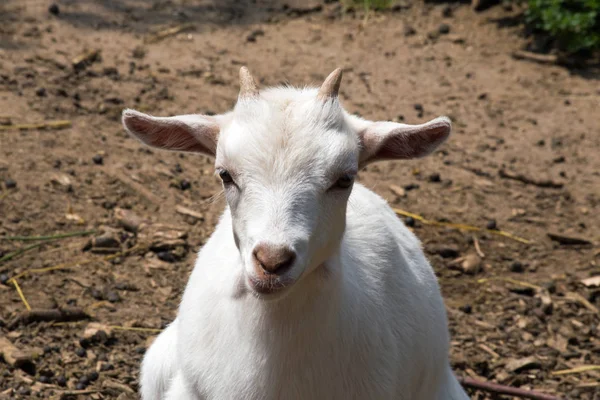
525 0 600 53
342 0 395 11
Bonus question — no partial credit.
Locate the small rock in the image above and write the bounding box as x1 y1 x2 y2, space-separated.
0 274 9 285
442 5 453 17
553 156 566 163
100 363 114 372
428 173 441 182
403 25 416 36
92 154 104 165
246 29 265 42
510 261 524 273
5 178 17 189
38 375 51 384
76 382 88 390
106 290 121 303
438 24 451 34
35 87 47 97
157 251 177 263
505 356 542 373
459 304 472 314
90 288 103 300
413 103 424 112
486 220 497 230
132 46 146 59
48 3 60 15
17 387 31 396
536 139 545 146
179 179 191 191
404 217 415 227
56 375 67 387
75 348 86 358
135 347 146 354
78 375 90 385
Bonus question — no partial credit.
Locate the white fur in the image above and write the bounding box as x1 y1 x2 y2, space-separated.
125 83 468 400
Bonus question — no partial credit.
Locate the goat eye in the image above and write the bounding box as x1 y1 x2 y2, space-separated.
219 170 234 184
334 174 354 189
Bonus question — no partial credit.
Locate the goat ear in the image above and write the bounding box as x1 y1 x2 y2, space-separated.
357 116 451 166
122 109 223 156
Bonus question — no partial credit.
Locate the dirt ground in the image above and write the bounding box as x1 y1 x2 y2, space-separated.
0 0 599 399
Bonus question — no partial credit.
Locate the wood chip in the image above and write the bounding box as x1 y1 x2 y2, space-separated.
581 276 600 287
175 205 204 220
389 184 406 198
461 253 482 275
0 336 35 367
505 356 542 373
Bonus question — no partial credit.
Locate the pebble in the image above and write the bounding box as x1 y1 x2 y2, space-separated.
35 87 47 97
438 24 451 34
48 3 60 15
17 387 31 396
0 274 9 285
106 290 121 303
92 154 104 165
38 375 51 384
510 261 524 273
486 219 498 230
75 347 87 358
413 103 424 112
403 25 416 36
428 173 441 182
88 371 99 382
442 5 453 17
78 375 90 385
76 382 88 390
135 347 146 354
459 304 472 314
403 183 420 191
90 288 103 300
157 251 177 263
5 178 17 189
179 179 191 191
404 217 415 227
100 363 114 371
56 375 67 387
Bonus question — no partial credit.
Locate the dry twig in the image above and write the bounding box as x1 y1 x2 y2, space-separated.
0 120 72 131
1 230 95 241
393 208 531 244
459 376 562 400
498 169 563 189
145 24 195 44
551 365 600 376
7 307 90 330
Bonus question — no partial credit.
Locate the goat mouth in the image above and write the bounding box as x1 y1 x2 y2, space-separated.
247 276 293 296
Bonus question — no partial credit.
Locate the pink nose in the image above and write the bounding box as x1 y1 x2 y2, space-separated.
253 244 296 275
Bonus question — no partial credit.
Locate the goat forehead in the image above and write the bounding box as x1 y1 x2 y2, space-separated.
219 88 357 176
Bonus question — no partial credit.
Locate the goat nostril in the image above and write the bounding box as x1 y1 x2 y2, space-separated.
253 245 296 274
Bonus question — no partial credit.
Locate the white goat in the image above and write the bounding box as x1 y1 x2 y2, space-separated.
122 67 469 400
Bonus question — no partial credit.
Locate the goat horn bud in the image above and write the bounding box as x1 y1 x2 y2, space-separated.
317 68 343 100
239 66 259 98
